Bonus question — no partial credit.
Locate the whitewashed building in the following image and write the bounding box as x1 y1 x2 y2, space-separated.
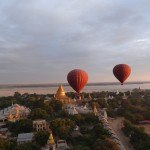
33 119 48 132
0 103 30 123
17 132 34 145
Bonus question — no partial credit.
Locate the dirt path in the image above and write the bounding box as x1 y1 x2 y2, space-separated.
136 124 150 135
108 117 134 150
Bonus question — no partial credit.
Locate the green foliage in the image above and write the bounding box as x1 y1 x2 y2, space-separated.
93 138 118 150
90 91 107 99
49 100 62 112
70 113 99 126
30 108 48 120
35 131 50 147
0 138 16 150
84 113 99 125
1 90 150 149
97 99 107 108
107 99 119 109
124 111 135 123
51 118 75 139
17 142 40 150
143 111 150 120
93 123 110 138
70 134 95 148
130 98 142 105
73 145 91 150
7 119 33 135
14 92 22 100
0 97 15 109
70 114 85 125
123 120 150 150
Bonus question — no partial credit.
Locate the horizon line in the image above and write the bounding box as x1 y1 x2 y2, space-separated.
0 81 150 88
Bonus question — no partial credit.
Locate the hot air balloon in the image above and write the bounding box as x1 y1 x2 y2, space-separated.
113 64 131 85
67 69 88 93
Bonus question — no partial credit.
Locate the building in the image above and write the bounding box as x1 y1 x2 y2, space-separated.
129 90 132 96
0 128 8 134
122 93 128 100
68 107 78 115
43 131 56 150
88 93 92 100
65 104 92 115
98 110 125 150
93 104 98 116
75 105 92 114
57 140 70 150
33 119 48 132
17 132 34 145
71 125 82 138
0 103 30 123
44 96 53 104
104 95 114 101
54 85 72 104
116 90 120 95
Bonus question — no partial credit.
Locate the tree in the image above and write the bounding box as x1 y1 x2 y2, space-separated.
14 92 22 100
74 145 90 150
49 100 62 112
51 118 75 139
123 120 150 150
93 138 118 150
17 142 40 150
93 123 110 138
84 113 99 125
7 119 33 135
35 131 49 147
70 114 85 125
30 108 48 120
0 138 16 150
0 97 14 109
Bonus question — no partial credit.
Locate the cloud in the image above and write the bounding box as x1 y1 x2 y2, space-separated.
0 0 150 84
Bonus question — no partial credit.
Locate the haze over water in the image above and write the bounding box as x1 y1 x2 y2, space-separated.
0 83 150 97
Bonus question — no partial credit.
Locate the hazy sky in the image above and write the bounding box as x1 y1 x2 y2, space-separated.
0 0 150 84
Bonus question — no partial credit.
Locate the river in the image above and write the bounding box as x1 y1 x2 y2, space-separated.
0 83 150 97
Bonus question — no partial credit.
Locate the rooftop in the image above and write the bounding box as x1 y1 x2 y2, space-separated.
17 132 34 143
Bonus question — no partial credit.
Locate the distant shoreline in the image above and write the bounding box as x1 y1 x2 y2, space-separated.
0 82 150 97
0 81 149 89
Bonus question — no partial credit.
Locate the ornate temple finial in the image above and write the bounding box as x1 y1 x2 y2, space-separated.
93 103 98 116
48 130 55 145
56 85 66 96
88 93 92 100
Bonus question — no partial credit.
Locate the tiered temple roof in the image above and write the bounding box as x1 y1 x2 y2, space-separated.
55 85 72 104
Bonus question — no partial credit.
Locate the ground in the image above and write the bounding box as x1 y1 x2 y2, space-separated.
136 124 150 135
108 117 134 150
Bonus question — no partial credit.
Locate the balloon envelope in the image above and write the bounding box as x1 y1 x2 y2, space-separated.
113 64 131 85
67 69 88 93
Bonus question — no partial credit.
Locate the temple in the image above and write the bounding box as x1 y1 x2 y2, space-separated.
54 85 72 104
48 131 56 150
44 131 56 150
0 103 30 123
93 104 98 116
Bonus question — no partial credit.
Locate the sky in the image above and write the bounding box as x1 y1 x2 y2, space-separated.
0 0 150 84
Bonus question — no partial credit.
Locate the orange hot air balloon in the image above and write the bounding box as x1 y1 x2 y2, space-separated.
67 69 88 93
113 64 131 85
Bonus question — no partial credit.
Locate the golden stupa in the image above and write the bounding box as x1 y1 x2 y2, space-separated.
55 85 71 104
49 132 55 145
